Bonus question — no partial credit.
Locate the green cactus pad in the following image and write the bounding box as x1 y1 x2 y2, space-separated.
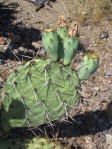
0 137 68 149
57 26 68 41
63 36 79 65
57 26 68 59
1 59 80 132
42 29 59 62
78 53 99 80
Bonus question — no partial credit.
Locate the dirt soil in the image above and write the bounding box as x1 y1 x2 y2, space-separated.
0 0 112 149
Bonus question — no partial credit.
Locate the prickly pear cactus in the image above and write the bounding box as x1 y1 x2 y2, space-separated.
1 58 80 132
57 16 68 40
63 21 79 65
78 52 99 80
63 36 79 65
57 16 68 59
42 18 79 65
0 16 99 135
0 137 67 149
42 29 59 61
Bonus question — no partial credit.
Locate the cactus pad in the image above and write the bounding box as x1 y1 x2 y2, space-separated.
78 52 99 80
1 58 80 132
63 36 79 65
42 29 59 61
57 26 68 59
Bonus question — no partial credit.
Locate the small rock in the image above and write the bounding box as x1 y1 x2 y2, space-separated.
18 47 27 53
67 137 74 146
107 70 112 76
100 31 109 39
108 144 112 149
100 85 108 92
84 136 97 149
106 134 112 145
94 87 99 91
32 41 41 49
0 37 6 45
76 137 86 148
79 38 90 47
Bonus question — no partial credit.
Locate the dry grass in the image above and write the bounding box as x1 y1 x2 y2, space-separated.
89 0 112 20
61 0 112 22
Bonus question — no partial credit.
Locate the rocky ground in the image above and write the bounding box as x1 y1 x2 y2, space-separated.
0 0 112 149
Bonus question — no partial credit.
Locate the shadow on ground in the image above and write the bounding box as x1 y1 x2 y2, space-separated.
6 101 112 140
1 100 111 149
0 2 41 61
0 1 86 62
36 101 112 138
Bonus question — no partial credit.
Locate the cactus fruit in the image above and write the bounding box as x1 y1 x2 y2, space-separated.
0 137 67 149
42 29 59 61
57 16 68 59
57 16 68 40
1 58 80 132
68 21 78 37
63 22 79 65
78 52 99 80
